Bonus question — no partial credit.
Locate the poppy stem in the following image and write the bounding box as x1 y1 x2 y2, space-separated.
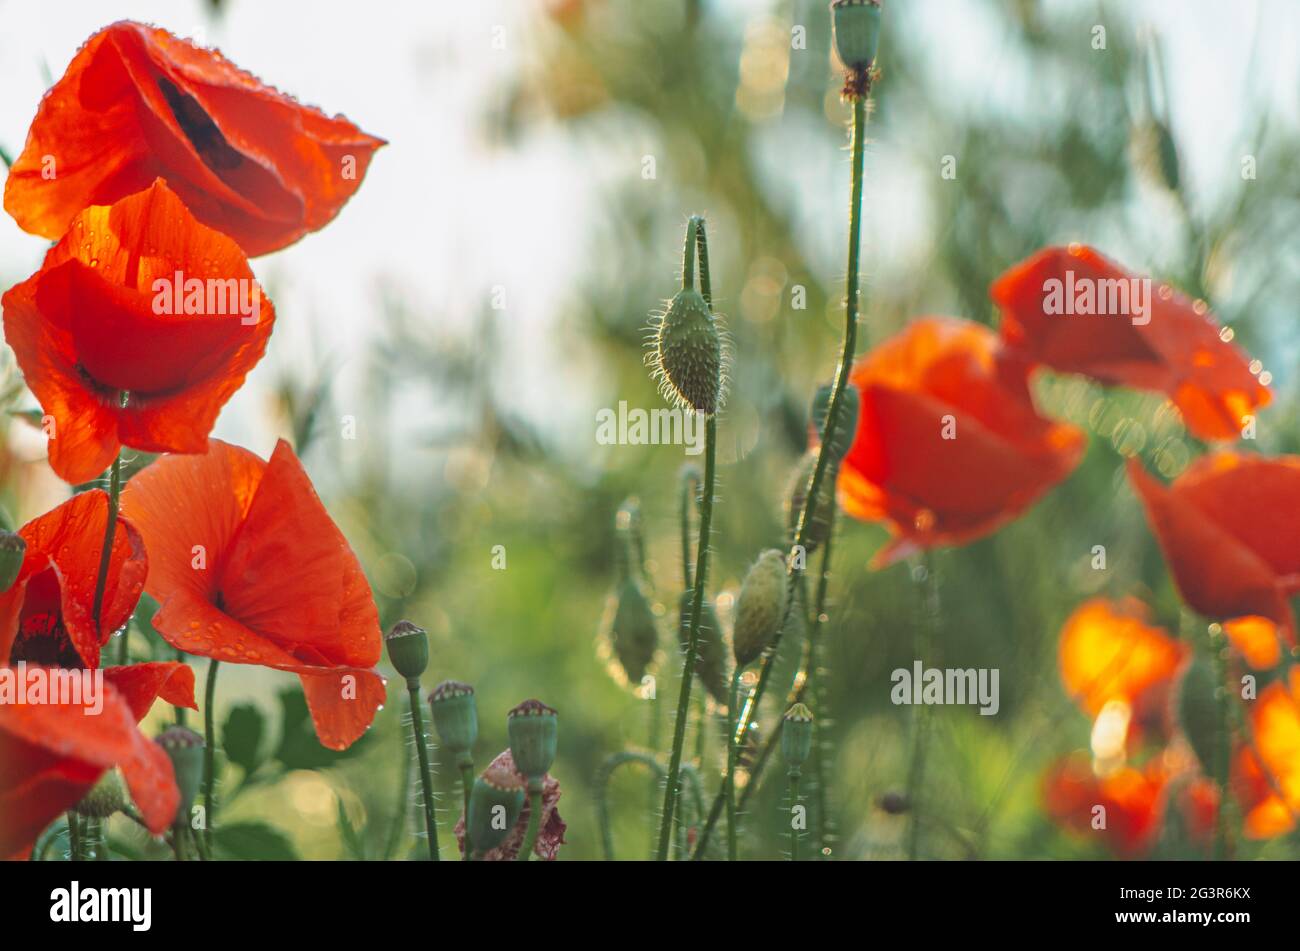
201 659 220 853
406 678 441 860
66 812 83 861
90 453 122 652
693 76 871 862
1206 621 1232 860
459 763 474 861
788 768 802 861
905 550 939 860
724 666 741 860
655 218 719 862
517 788 543 861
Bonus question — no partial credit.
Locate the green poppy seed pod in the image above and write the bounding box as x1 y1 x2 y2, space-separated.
467 760 526 854
608 576 659 684
385 619 429 681
811 383 860 463
678 590 728 703
781 703 815 768
508 699 558 789
831 0 883 71
74 769 126 819
0 530 25 593
430 680 478 767
653 287 723 416
785 452 837 552
733 549 789 667
156 726 204 825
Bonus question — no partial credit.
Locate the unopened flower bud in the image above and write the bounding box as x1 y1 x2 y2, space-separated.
785 452 837 552
811 383 860 462
0 530 25 593
74 769 126 819
385 620 429 681
678 590 728 703
467 760 526 855
652 286 723 416
733 549 789 667
508 699 558 789
431 680 478 767
831 0 883 71
606 576 659 685
781 703 815 769
156 726 204 825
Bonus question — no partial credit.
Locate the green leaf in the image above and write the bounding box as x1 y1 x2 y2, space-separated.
214 822 298 861
272 686 368 770
222 703 266 776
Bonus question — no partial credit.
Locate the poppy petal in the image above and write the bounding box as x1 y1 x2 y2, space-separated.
1058 598 1186 717
102 662 198 721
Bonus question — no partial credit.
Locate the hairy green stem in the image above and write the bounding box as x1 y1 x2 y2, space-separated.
596 750 666 860
66 812 83 861
517 788 543 861
1207 622 1231 860
406 679 440 860
655 217 718 861
789 770 802 861
91 453 122 655
460 763 474 861
725 667 741 860
201 659 220 852
905 552 939 859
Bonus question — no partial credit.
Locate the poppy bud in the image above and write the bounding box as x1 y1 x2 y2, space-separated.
1175 653 1221 777
467 760 526 855
733 549 789 667
830 0 883 72
430 680 478 767
606 576 659 684
781 703 815 769
0 530 25 593
74 769 126 819
652 287 723 417
385 619 429 681
785 452 837 552
811 383 860 463
508 699 558 789
678 590 728 703
156 726 204 824
878 791 909 815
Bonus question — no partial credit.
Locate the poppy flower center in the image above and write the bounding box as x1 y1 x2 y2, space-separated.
12 568 84 668
156 74 244 172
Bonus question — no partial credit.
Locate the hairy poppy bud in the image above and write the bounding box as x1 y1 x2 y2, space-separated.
831 0 882 71
385 619 429 681
785 452 837 552
781 703 815 769
74 769 126 819
508 699 558 789
0 530 25 593
733 549 789 667
156 726 204 824
606 576 659 685
652 287 723 416
811 383 860 463
431 680 478 767
467 759 526 855
678 590 728 703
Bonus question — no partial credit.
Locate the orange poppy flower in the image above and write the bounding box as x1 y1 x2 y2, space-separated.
991 245 1269 441
2 179 276 485
838 317 1085 567
3 21 384 256
0 491 195 858
1058 598 1186 746
1127 453 1300 644
1234 670 1300 839
120 439 385 750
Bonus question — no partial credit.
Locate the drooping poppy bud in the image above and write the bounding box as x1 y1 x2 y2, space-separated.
430 681 478 768
811 383 860 463
156 726 204 826
467 759 526 855
733 549 789 667
652 287 723 417
781 703 815 769
605 576 659 685
831 0 883 71
508 699 558 790
385 620 429 681
0 530 25 593
785 452 837 553
73 769 127 820
678 590 728 703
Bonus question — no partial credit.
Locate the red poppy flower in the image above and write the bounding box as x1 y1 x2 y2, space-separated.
2 179 276 485
838 317 1085 567
453 749 567 861
0 491 195 858
991 245 1269 441
1127 453 1300 644
3 21 384 256
1234 669 1300 839
1058 598 1186 747
120 438 385 750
